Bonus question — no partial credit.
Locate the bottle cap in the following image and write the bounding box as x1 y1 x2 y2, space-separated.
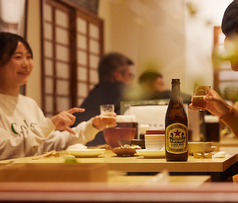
172 79 180 84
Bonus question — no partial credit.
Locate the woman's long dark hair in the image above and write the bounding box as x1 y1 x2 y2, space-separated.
0 32 33 67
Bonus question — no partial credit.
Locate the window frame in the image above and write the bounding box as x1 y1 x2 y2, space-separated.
41 0 104 117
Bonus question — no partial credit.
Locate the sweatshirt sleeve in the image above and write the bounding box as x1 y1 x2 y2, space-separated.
30 117 55 139
71 118 100 144
28 99 99 143
220 106 238 138
39 118 100 153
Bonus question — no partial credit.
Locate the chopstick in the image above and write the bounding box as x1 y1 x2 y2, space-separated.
32 150 57 160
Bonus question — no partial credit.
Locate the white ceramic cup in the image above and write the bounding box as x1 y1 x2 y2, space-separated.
145 134 165 150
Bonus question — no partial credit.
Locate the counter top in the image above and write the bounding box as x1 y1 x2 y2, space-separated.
0 149 237 182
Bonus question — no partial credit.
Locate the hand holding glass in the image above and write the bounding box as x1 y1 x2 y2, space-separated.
192 85 211 111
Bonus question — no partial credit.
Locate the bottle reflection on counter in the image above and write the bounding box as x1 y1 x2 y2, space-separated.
204 115 220 142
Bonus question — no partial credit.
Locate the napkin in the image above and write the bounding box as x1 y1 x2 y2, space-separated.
124 105 168 130
213 151 230 158
67 143 87 150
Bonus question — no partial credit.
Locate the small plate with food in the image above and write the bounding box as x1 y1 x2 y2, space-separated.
111 144 141 157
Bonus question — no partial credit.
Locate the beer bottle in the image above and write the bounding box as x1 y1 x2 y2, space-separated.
165 79 188 161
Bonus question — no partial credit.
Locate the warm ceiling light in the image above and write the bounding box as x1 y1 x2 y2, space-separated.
0 0 25 23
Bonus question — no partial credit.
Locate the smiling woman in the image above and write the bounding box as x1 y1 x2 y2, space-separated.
0 39 33 96
0 32 116 161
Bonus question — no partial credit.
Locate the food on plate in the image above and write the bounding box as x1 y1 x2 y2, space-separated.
94 144 111 149
111 144 141 157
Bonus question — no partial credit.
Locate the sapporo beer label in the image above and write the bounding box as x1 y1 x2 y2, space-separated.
166 123 188 154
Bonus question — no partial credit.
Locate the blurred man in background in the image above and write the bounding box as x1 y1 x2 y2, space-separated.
73 52 135 146
133 69 191 103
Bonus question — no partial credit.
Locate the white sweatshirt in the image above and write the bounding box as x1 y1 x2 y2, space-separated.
0 93 99 160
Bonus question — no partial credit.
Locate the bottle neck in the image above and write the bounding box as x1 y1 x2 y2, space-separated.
171 83 181 101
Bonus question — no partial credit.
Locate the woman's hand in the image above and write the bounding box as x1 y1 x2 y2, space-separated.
92 113 117 131
50 108 85 134
189 88 230 118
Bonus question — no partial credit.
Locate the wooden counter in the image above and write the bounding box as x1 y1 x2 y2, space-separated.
0 150 237 182
108 172 211 185
1 181 238 203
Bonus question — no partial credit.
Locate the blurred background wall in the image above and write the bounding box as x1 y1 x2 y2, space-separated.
24 0 232 107
98 0 232 94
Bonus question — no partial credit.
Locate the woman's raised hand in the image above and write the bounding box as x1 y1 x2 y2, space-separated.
50 108 85 134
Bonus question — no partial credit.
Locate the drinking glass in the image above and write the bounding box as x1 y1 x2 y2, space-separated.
100 104 115 117
192 84 211 111
100 104 115 129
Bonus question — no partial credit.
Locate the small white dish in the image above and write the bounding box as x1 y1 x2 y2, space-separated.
67 149 105 158
136 149 165 158
188 142 212 155
67 143 87 150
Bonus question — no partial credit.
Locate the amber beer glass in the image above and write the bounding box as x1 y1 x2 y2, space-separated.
165 79 188 161
192 85 211 110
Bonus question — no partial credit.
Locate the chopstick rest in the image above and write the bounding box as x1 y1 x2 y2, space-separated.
193 152 212 159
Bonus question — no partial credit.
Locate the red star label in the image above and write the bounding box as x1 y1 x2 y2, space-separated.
175 129 180 136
